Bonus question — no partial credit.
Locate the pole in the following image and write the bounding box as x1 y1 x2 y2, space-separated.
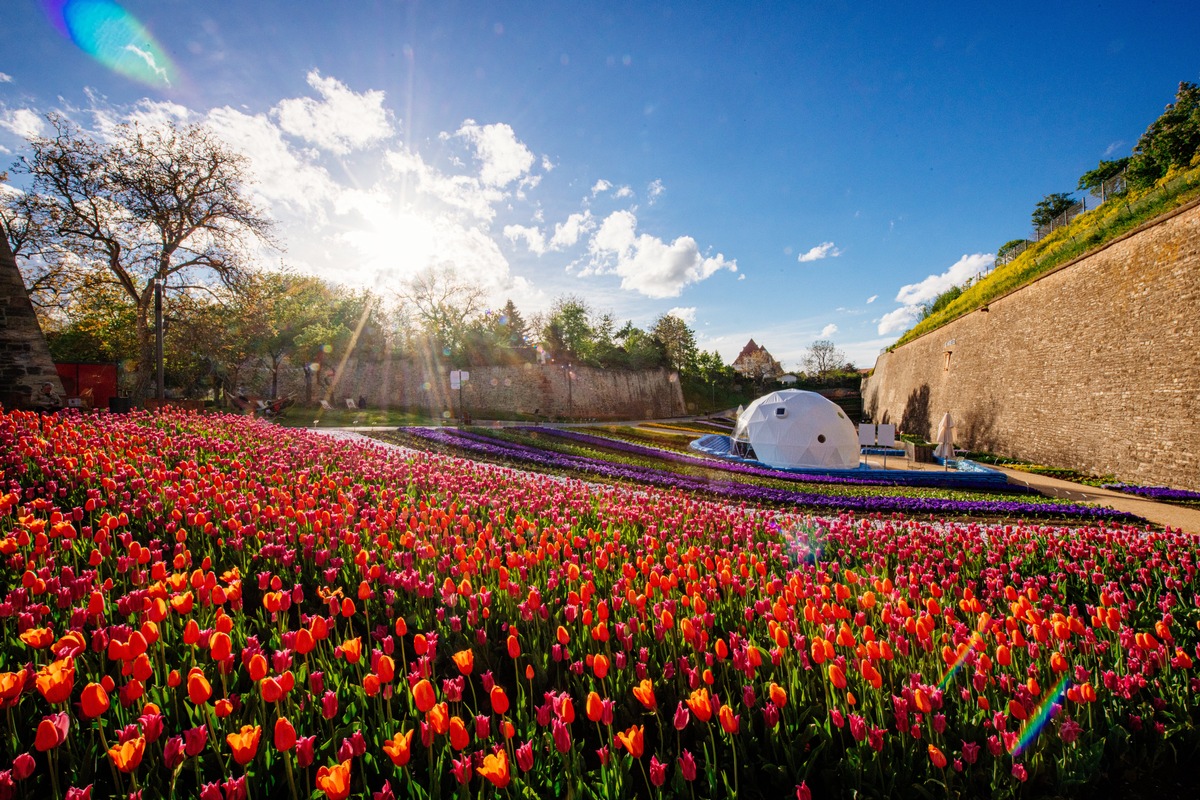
154 279 164 401
567 365 573 420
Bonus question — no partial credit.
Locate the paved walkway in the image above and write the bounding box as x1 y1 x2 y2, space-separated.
858 451 1200 533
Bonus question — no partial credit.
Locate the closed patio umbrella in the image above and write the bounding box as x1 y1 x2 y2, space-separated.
934 412 955 461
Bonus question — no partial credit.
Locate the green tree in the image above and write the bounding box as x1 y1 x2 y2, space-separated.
1077 157 1130 201
42 281 137 364
614 322 665 370
7 114 274 398
1127 81 1200 189
541 296 596 363
996 238 1030 265
1031 193 1077 229
651 313 699 374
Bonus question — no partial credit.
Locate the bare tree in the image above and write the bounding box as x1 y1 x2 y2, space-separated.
398 266 484 360
7 114 274 397
802 339 847 380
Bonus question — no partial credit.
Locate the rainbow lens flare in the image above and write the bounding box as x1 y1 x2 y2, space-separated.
43 0 177 89
1009 674 1071 757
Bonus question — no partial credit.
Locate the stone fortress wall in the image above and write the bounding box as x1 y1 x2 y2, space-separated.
862 199 1200 491
276 360 686 422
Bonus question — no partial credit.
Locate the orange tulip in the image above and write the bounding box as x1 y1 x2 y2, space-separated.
35 717 64 751
768 682 787 708
451 649 474 675
81 682 110 719
226 725 262 765
686 688 713 722
109 735 146 773
718 704 739 734
449 716 470 750
615 724 644 758
376 655 395 684
187 669 212 705
928 744 947 769
20 627 54 649
316 759 352 800
0 672 24 702
341 637 362 664
35 658 74 704
914 688 932 714
592 654 610 679
586 691 604 722
383 730 413 767
248 653 268 682
828 664 847 690
478 750 511 788
490 685 510 715
632 679 657 711
1008 699 1028 721
412 679 436 713
274 717 297 751
506 634 520 659
427 702 450 735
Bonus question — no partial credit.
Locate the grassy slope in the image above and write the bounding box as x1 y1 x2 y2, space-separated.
893 163 1200 350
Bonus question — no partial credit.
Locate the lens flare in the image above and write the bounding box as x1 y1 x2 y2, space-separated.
1009 674 1070 757
937 634 979 691
43 0 178 89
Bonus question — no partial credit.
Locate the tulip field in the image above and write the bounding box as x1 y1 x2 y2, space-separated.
1 410 1199 799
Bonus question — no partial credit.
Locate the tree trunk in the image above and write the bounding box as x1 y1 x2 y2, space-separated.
134 300 155 401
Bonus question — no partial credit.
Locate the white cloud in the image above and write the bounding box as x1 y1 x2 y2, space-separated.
503 223 546 255
124 99 192 130
894 252 994 306
866 294 878 303
613 185 633 199
587 210 737 298
123 44 171 86
274 70 393 155
454 120 534 187
384 145 505 221
647 179 665 204
206 105 338 215
877 305 922 335
549 211 594 249
820 323 838 337
0 108 44 139
590 179 612 195
666 306 696 323
0 73 13 83
797 241 842 263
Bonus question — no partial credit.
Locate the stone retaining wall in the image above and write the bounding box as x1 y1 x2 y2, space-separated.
862 199 1200 491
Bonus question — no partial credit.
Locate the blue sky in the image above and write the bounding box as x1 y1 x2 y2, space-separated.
2 1 1198 368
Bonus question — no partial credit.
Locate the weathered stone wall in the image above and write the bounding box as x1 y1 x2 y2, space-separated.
0 231 65 409
862 199 1200 491
272 360 686 421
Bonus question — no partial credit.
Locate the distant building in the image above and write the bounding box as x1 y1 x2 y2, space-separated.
779 373 798 385
731 339 783 382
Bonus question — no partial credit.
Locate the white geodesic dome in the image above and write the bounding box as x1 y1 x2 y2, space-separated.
731 390 860 469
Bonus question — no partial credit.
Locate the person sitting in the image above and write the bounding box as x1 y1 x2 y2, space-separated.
37 382 62 412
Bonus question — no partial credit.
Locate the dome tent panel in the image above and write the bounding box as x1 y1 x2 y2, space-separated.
734 390 860 469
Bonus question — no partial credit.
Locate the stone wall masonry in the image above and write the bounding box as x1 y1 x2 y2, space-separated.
271 359 686 421
0 231 65 409
862 198 1200 491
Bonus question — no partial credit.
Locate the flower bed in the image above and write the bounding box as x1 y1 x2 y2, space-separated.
0 410 1196 799
1103 483 1200 508
397 427 1137 523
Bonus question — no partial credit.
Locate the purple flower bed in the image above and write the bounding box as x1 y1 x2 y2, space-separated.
515 426 896 486
520 426 1018 492
1102 483 1200 503
399 427 1141 522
